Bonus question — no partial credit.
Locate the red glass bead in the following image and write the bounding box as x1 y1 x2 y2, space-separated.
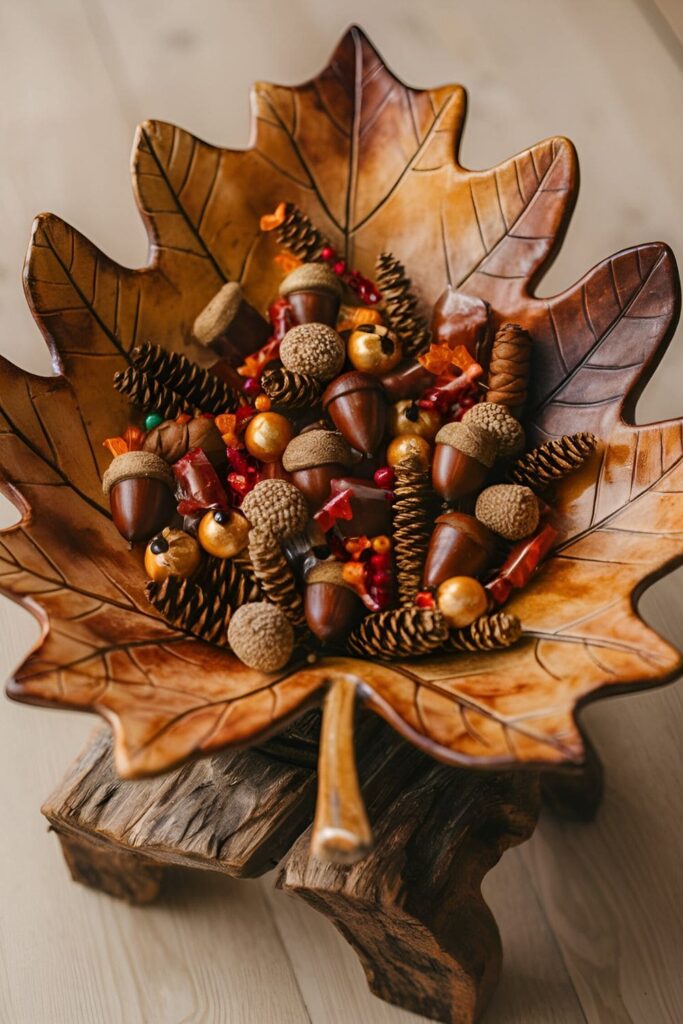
235 405 256 428
373 466 395 489
243 376 260 397
415 591 435 609
372 569 392 588
321 246 336 262
333 260 347 276
370 552 392 572
366 289 381 305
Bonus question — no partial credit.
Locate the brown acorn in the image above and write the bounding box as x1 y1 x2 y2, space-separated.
432 287 491 364
143 416 226 467
304 561 363 643
322 371 387 456
379 358 437 402
102 451 176 544
328 477 393 538
282 429 354 509
432 422 497 503
192 282 271 362
423 511 497 589
278 263 342 327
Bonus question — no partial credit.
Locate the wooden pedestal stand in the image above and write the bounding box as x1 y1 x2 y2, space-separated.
42 713 600 1024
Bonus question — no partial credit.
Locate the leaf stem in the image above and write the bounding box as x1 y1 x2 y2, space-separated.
311 675 372 865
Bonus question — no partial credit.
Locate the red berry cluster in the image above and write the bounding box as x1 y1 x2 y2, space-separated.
320 246 381 305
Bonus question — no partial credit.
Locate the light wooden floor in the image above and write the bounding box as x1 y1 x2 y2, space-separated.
0 2 682 1022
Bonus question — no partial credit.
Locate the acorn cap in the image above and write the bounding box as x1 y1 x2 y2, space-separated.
434 421 497 468
321 370 384 410
241 479 309 537
463 402 524 457
279 323 345 381
102 451 174 497
475 484 539 540
227 601 294 672
192 282 243 346
279 263 343 299
305 559 356 591
282 429 353 473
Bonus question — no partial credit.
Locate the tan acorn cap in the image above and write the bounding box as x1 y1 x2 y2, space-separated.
282 429 353 472
463 402 524 457
475 483 539 541
227 601 294 672
102 451 174 497
279 323 345 381
241 479 309 537
192 282 243 346
434 421 498 468
305 559 355 590
279 263 343 298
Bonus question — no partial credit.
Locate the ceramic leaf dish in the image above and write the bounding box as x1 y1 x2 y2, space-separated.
2 29 681 856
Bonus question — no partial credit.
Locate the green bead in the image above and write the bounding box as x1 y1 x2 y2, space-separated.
145 412 164 431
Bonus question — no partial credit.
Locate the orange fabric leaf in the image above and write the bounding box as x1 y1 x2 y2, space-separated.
259 202 287 232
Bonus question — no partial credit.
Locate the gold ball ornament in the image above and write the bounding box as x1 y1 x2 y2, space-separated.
348 323 402 376
436 576 488 628
389 400 442 441
386 433 431 469
198 509 250 559
244 411 293 463
144 528 201 583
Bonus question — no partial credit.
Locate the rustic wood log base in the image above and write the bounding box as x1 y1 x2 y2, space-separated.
43 720 542 1024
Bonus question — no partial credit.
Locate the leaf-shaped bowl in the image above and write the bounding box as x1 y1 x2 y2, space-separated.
2 27 681 786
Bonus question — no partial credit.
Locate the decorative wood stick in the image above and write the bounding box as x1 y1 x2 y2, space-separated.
311 675 373 865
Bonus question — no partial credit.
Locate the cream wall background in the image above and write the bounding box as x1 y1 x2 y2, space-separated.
0 1 681 1022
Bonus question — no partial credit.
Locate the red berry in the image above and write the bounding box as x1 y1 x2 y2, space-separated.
372 570 392 588
242 377 260 397
333 260 347 276
366 289 380 305
373 466 395 488
415 591 435 609
369 553 390 572
321 246 336 262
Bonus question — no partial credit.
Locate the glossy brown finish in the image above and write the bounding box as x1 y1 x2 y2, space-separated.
288 290 340 328
328 477 393 538
1 27 681 781
322 371 386 455
109 477 175 544
432 287 491 363
423 512 497 589
432 443 490 503
304 581 363 644
379 358 436 401
212 299 272 363
290 464 345 509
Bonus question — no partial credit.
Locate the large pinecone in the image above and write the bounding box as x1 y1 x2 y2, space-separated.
348 606 448 660
375 252 431 357
275 203 330 262
131 343 238 414
248 525 306 628
260 367 323 409
447 612 522 653
393 456 436 605
511 432 597 491
113 367 184 419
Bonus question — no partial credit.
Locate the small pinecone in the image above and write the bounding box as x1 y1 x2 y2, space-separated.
275 203 330 262
447 612 522 653
486 323 532 413
511 433 597 490
194 554 261 607
248 524 306 628
348 606 448 660
114 367 184 419
375 252 431 357
131 343 238 414
261 367 323 409
393 456 437 605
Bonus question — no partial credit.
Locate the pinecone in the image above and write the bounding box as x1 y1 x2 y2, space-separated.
131 343 238 414
486 323 532 413
347 606 448 660
392 456 437 605
113 366 185 419
275 203 330 262
194 554 261 607
511 432 597 491
146 576 226 646
248 524 306 628
375 252 431 357
447 612 522 653
260 367 324 409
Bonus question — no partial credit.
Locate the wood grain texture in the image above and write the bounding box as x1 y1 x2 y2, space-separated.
1 2 682 1022
1 25 681 787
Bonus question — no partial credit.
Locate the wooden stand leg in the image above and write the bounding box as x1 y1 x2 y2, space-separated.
279 746 540 1024
54 828 164 904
